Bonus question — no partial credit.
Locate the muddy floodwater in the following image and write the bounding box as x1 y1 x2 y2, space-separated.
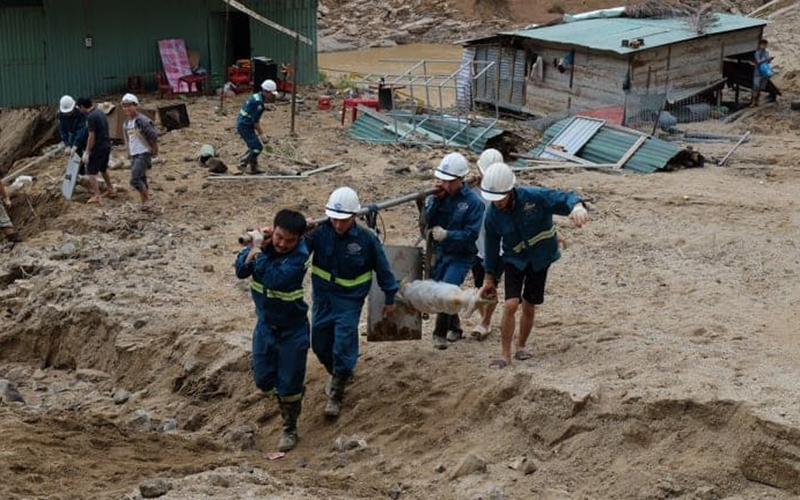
318 43 464 108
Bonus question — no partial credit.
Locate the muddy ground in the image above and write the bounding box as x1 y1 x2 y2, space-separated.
1 80 800 499
3 2 800 495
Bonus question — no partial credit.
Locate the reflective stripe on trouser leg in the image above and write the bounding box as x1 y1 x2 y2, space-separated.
238 125 262 160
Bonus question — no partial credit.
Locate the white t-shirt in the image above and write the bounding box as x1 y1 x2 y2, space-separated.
124 117 151 156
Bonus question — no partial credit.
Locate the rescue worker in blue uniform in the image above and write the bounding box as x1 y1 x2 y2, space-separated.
235 209 310 452
236 79 277 174
425 152 485 350
478 163 590 369
57 95 88 158
306 187 399 418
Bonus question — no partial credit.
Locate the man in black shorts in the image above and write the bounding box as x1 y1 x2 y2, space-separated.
478 163 590 368
78 97 116 204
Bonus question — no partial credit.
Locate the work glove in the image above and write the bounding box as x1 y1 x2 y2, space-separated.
81 151 90 165
431 226 448 242
569 204 590 228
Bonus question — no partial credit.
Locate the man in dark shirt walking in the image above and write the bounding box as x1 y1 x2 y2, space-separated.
77 97 116 204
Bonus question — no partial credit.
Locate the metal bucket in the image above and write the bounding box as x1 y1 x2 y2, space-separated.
367 245 422 341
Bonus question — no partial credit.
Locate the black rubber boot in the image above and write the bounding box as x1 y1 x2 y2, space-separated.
447 314 463 342
433 314 449 350
277 399 302 452
324 374 345 418
248 156 265 175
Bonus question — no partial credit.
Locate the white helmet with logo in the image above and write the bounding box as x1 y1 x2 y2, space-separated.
261 79 278 95
434 152 469 180
477 148 504 176
325 187 361 220
480 162 516 201
59 95 76 114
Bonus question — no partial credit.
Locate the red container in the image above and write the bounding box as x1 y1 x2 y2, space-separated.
317 95 332 110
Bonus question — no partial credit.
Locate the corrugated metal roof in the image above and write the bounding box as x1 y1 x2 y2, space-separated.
501 14 766 54
529 118 682 173
347 111 505 153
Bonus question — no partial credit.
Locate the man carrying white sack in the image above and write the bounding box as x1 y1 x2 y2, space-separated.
478 163 590 368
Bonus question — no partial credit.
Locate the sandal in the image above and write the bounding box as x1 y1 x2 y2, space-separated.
489 359 507 369
86 196 101 204
514 350 533 361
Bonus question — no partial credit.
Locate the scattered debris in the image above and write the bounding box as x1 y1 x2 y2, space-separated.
207 162 343 181
717 131 751 166
333 434 368 452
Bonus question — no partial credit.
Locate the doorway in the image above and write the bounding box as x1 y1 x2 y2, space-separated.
208 11 251 80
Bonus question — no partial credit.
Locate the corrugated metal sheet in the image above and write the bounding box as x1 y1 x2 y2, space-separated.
540 116 605 160
530 118 682 173
501 14 767 55
0 5 47 107
347 111 505 153
473 44 525 110
249 0 318 85
0 0 317 107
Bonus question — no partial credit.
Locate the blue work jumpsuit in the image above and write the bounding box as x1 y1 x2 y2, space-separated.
57 109 88 155
483 185 581 280
425 184 485 284
236 92 267 165
425 184 484 339
235 241 310 402
306 221 398 379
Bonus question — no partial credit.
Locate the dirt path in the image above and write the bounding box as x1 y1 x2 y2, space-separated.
1 89 800 498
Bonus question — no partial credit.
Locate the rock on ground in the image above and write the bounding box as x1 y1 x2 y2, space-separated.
0 379 25 404
139 478 171 498
451 453 488 480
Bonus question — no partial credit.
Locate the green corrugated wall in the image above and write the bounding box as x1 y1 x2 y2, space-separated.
0 0 318 107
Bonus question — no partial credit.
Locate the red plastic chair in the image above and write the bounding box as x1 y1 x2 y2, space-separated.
228 66 251 93
341 97 380 125
155 71 173 99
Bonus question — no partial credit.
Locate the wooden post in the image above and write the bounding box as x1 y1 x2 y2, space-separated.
290 34 299 136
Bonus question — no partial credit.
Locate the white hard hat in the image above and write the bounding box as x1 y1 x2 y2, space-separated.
435 152 469 180
325 187 361 220
59 95 76 114
477 148 504 175
480 163 516 201
261 79 278 95
121 93 139 105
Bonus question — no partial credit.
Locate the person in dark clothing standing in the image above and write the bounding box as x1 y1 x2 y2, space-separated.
57 95 87 158
77 97 116 204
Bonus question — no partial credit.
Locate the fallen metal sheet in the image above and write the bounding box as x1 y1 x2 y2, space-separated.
347 109 506 153
367 245 422 342
528 118 684 173
540 116 605 160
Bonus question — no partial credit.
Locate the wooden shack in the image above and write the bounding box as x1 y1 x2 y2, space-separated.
461 13 768 116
